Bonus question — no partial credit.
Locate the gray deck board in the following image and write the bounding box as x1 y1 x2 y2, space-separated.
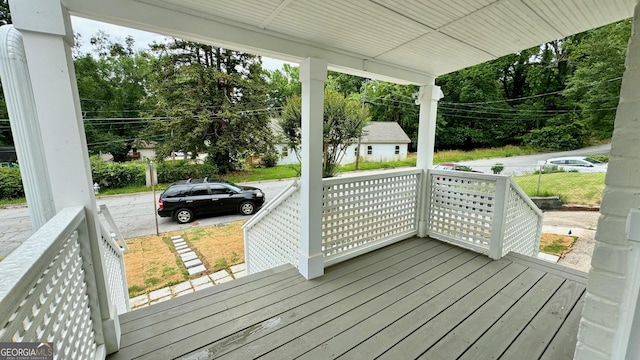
108 236 588 360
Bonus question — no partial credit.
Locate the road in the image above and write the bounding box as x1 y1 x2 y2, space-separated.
456 143 611 175
0 144 610 259
0 179 293 258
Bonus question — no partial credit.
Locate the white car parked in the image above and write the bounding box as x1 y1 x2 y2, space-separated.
544 156 607 172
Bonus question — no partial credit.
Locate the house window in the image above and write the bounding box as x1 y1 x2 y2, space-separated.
367 146 373 155
395 145 400 155
281 147 288 157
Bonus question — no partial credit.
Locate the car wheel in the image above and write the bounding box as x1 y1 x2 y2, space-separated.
174 208 194 224
239 201 255 215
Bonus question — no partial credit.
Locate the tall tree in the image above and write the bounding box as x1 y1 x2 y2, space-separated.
279 88 369 177
145 39 274 173
564 20 631 139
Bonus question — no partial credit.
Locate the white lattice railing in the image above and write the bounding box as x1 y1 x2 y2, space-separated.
243 180 301 274
0 207 105 359
98 205 129 315
426 170 542 259
502 178 543 257
322 169 421 265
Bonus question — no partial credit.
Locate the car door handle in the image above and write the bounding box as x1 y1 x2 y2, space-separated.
212 199 219 201
186 200 193 203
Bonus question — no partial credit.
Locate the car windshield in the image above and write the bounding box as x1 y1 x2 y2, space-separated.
584 157 603 164
225 183 243 192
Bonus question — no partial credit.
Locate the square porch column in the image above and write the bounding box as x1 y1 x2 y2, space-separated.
416 82 442 237
298 57 327 280
9 0 120 353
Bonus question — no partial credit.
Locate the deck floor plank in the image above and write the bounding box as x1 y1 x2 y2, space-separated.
294 254 499 360
540 294 586 360
107 237 588 360
209 245 465 359
500 281 586 359
419 267 547 359
379 262 530 359
458 274 569 360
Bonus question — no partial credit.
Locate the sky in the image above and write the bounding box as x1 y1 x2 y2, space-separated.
70 16 289 71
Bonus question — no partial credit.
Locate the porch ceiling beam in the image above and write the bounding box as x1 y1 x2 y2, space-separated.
61 0 435 85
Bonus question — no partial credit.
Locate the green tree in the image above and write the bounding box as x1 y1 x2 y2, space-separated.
145 39 274 173
75 31 152 161
279 88 369 177
564 20 631 139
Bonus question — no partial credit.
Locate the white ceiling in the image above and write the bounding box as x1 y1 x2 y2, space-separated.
64 0 636 84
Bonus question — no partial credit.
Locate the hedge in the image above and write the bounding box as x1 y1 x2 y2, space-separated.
0 158 222 200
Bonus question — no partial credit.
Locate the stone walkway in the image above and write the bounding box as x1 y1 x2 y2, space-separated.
128 263 247 310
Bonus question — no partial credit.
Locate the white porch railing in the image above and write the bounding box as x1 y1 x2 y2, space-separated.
321 169 421 265
98 205 130 315
0 207 105 359
245 167 542 274
243 180 301 274
426 169 542 259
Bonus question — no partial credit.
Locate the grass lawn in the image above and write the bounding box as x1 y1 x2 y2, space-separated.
124 221 245 297
539 233 576 257
513 172 606 206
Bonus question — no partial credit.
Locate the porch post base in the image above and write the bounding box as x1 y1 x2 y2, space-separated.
417 220 428 238
102 315 121 354
298 252 324 280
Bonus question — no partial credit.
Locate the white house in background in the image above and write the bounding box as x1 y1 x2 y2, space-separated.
274 121 411 165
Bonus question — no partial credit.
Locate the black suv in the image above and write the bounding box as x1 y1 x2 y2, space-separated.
157 178 265 223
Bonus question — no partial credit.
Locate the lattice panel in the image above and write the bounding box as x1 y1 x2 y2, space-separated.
100 234 129 315
245 189 301 274
427 173 497 251
502 182 543 257
322 172 419 259
0 231 97 359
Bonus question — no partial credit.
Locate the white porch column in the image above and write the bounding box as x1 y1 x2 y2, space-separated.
298 57 326 280
0 26 55 229
9 0 120 353
575 2 640 359
415 82 442 237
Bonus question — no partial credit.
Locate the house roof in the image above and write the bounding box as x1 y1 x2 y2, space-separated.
361 122 411 144
270 119 410 144
66 0 634 85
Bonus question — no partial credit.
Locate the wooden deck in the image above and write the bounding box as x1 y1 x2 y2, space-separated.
108 237 587 359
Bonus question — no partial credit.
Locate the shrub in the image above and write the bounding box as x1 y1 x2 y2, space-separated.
0 167 24 199
156 160 219 183
90 157 146 189
589 154 609 163
491 163 504 174
261 152 279 168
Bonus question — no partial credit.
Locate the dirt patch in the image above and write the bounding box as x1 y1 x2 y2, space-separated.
124 220 246 298
539 233 576 257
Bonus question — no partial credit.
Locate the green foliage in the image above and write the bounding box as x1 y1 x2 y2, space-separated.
75 32 153 162
0 167 23 199
90 156 146 189
261 151 279 168
589 154 609 163
155 160 218 184
524 113 588 151
143 40 274 174
514 172 605 206
280 88 370 177
491 163 504 174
